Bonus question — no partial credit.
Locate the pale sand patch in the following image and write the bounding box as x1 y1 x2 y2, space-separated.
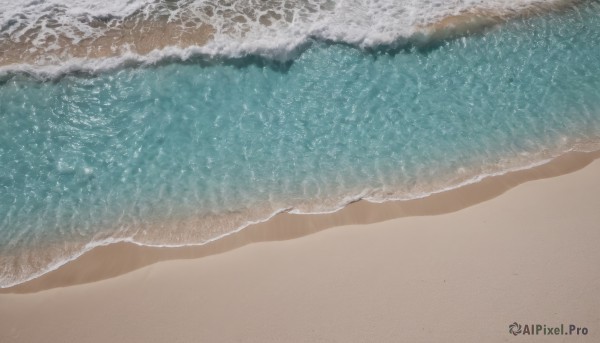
420 0 583 42
0 150 599 342
0 0 584 68
0 19 215 66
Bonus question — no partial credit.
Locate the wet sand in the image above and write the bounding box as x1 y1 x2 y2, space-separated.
0 150 599 342
0 0 583 68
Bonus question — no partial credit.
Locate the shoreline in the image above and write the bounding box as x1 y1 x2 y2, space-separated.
1 143 599 342
3 148 599 294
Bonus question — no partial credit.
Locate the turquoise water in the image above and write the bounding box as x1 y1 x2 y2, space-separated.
1 3 600 287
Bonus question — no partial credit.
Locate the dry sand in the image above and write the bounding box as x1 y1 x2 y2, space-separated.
1 151 599 342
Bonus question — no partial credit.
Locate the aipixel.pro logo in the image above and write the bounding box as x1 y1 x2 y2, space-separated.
509 322 589 336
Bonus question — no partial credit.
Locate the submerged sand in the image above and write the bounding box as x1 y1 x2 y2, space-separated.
0 150 598 342
0 0 583 68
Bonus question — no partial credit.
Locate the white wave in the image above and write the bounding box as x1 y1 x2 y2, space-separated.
186 0 564 53
0 0 573 74
0 0 153 23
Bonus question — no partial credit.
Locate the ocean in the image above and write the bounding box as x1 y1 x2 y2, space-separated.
1 0 599 287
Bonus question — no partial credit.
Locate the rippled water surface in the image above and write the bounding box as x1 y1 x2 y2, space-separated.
1 2 600 287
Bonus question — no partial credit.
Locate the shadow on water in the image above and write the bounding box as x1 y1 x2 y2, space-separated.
0 0 595 85
0 32 486 86
0 14 547 85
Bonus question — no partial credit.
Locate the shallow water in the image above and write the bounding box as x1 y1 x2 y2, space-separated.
1 1 600 287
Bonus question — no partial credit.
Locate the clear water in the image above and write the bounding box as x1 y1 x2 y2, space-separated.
1 2 600 287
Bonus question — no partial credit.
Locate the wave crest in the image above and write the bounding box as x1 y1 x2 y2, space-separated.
0 0 582 76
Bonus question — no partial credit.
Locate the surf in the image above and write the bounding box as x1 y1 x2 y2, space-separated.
0 0 586 77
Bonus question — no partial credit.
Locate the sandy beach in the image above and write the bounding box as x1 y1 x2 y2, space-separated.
0 150 598 342
1 0 600 341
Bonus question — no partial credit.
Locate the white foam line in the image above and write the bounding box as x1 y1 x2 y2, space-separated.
0 0 577 78
2 144 598 289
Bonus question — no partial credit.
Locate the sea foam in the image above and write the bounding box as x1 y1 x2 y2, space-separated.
1 0 599 289
0 0 581 76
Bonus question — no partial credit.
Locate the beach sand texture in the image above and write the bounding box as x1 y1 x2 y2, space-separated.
1 1 600 341
0 151 598 342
